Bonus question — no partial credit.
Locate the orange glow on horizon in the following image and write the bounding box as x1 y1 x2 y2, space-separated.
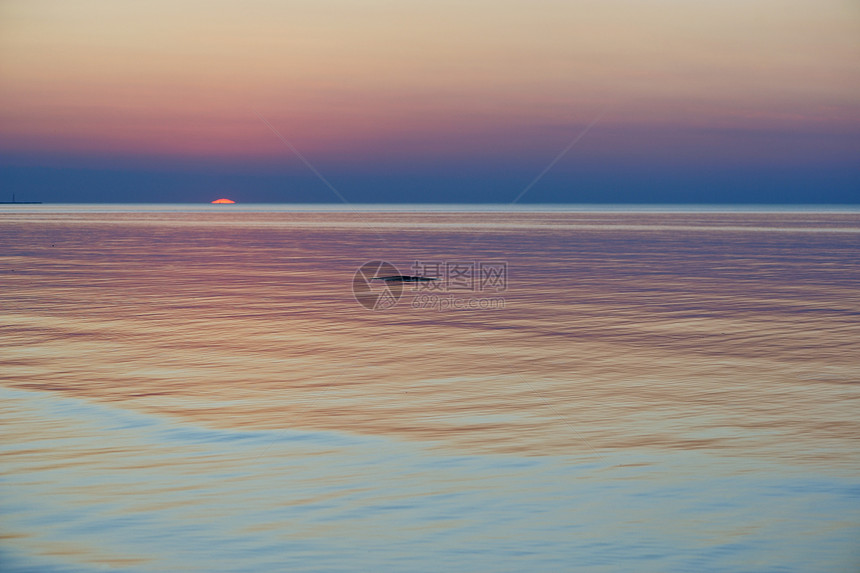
211 198 235 204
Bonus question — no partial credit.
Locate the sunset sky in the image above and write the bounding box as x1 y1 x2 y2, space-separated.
1 0 858 203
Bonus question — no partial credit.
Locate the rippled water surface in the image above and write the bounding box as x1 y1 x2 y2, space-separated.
2 206 859 572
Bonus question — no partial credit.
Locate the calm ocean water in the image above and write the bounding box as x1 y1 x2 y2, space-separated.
1 205 859 572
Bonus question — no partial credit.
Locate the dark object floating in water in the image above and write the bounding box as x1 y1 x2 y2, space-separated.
372 275 438 283
0 193 41 204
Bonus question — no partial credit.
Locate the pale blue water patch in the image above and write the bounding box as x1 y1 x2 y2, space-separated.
1 386 859 573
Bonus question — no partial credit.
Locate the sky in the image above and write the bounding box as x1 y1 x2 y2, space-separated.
1 0 858 203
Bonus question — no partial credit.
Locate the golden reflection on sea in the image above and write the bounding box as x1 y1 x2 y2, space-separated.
1 210 859 464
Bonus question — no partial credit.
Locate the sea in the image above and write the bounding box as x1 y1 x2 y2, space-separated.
1 204 859 572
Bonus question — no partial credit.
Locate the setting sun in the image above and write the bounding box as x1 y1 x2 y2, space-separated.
211 198 235 204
